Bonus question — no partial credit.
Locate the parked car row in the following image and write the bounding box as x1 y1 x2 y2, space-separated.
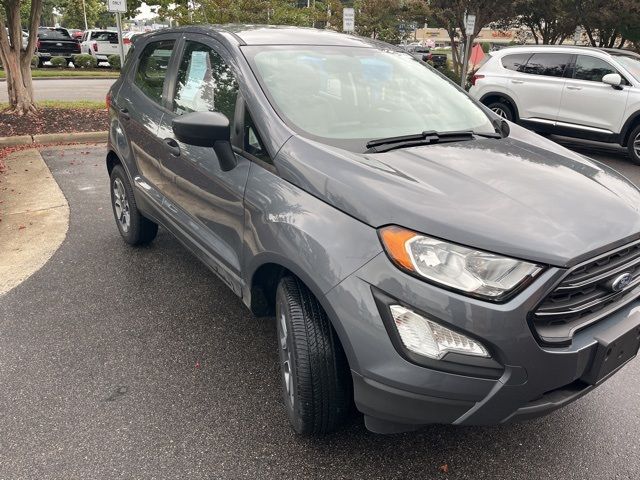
32 27 138 67
469 45 640 163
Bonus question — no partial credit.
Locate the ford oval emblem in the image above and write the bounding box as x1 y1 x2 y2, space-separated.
611 273 633 292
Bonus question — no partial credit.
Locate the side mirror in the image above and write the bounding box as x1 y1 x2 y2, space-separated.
602 73 622 88
172 111 237 171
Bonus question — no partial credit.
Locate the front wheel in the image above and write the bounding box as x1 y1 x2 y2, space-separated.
109 164 158 245
275 276 351 435
627 124 640 165
485 100 514 122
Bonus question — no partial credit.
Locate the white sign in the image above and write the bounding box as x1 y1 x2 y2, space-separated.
465 14 476 35
343 8 355 33
108 0 127 13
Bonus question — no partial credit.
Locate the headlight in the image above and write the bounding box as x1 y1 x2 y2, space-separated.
379 226 542 300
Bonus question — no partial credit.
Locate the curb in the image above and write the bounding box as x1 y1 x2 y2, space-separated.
0 131 108 147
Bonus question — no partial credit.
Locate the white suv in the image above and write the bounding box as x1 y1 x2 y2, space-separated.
469 46 640 164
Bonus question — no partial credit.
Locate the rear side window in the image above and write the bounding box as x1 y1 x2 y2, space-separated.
92 31 118 43
134 40 175 105
501 53 530 71
574 55 617 82
521 53 571 77
173 41 239 121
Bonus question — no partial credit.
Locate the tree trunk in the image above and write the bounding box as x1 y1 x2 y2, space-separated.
0 0 43 116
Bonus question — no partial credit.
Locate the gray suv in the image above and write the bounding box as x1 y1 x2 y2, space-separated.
106 25 640 435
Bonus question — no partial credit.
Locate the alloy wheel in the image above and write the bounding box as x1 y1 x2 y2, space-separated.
113 177 130 233
634 132 640 158
279 310 295 408
491 106 508 119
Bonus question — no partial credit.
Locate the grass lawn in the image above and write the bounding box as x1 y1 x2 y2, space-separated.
0 69 119 79
0 100 106 110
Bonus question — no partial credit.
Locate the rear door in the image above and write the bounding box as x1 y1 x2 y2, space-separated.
115 35 178 194
156 35 250 291
556 54 630 134
507 52 571 123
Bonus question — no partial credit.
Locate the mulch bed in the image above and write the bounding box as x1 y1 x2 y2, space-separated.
0 108 108 137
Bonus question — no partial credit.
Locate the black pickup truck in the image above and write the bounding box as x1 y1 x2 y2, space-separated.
406 45 448 69
36 27 80 66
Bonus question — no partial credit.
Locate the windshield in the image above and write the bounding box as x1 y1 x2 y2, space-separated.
615 55 640 82
243 45 495 150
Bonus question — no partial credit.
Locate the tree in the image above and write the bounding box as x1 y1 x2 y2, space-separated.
576 0 640 48
429 0 514 75
0 0 42 115
61 0 104 29
353 0 427 44
513 0 577 45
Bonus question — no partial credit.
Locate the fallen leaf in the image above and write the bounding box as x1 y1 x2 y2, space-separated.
439 464 449 474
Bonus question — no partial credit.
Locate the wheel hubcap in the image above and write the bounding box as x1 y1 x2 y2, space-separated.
279 311 294 408
634 132 640 158
113 178 130 233
491 106 508 119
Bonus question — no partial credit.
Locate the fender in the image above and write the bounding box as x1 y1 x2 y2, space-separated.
620 111 640 146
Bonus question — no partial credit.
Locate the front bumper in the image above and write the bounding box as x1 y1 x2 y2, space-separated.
324 253 640 433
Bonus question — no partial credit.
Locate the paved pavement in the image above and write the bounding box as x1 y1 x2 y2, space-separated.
1 142 640 479
0 78 116 103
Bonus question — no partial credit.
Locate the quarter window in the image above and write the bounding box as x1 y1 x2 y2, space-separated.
134 40 175 104
173 41 239 122
501 53 530 72
521 53 571 77
574 55 618 82
244 109 270 163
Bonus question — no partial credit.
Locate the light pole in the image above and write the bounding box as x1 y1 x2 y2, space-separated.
82 0 88 30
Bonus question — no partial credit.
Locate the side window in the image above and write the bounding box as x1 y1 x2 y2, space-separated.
173 41 239 123
574 55 618 82
244 109 270 163
501 53 531 72
134 40 175 104
521 53 571 77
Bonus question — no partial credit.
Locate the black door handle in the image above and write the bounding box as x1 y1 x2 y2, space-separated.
163 138 181 157
120 108 130 120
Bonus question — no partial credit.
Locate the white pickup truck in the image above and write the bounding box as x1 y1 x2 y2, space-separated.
80 30 124 62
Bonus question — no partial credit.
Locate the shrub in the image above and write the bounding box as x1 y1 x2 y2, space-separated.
438 65 461 85
481 42 490 53
31 55 39 68
107 54 121 70
50 56 68 68
72 53 97 69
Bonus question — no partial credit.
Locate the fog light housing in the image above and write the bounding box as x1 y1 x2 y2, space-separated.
390 305 489 360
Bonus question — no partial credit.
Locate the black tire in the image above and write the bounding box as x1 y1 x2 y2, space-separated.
109 164 158 245
275 276 351 435
627 124 640 165
485 99 515 122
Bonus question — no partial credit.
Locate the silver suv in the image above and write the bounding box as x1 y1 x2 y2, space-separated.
469 46 640 163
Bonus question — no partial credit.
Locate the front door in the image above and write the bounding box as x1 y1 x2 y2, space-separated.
556 54 630 133
157 36 250 290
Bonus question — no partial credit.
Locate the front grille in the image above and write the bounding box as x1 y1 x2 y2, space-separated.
532 240 640 345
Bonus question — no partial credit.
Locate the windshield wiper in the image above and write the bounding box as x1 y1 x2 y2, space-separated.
365 130 501 153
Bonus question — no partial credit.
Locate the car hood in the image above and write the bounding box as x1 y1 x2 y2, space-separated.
275 126 640 267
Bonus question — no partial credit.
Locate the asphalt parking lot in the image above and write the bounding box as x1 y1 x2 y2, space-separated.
1 141 639 479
